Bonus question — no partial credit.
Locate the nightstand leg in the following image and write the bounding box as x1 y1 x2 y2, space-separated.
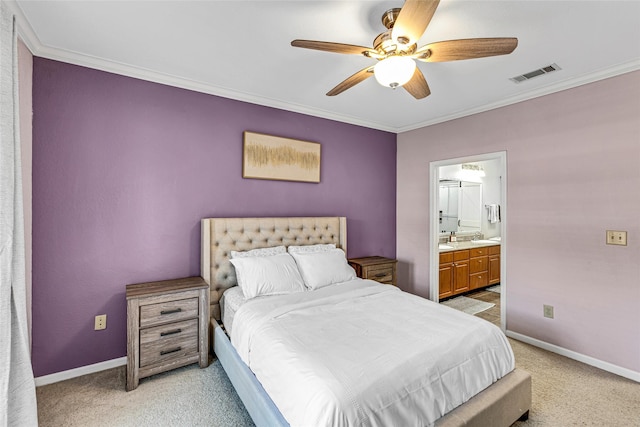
198 288 209 368
126 299 140 391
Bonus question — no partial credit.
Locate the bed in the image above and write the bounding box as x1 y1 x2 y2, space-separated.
201 217 531 427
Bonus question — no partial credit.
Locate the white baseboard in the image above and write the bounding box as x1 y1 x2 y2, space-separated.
35 357 127 387
506 331 640 383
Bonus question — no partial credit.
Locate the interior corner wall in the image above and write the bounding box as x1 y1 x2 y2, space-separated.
17 38 33 348
31 58 396 377
397 71 640 374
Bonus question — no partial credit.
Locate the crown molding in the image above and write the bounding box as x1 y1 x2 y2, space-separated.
36 43 397 133
396 59 640 133
8 0 639 135
6 0 395 132
5 0 37 51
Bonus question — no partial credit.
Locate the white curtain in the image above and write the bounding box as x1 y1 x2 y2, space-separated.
0 2 38 425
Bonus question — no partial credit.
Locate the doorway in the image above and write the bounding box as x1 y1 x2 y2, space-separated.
428 151 507 331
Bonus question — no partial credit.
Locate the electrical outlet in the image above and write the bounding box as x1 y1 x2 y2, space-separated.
543 305 554 319
94 314 107 330
606 230 627 246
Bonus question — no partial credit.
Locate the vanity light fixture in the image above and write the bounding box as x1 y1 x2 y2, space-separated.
459 163 486 180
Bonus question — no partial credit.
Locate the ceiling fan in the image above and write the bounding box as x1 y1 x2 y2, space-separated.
291 0 518 99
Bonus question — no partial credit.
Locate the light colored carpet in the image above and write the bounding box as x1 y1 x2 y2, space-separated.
36 359 254 427
510 339 640 426
36 342 640 427
441 295 495 315
487 284 501 293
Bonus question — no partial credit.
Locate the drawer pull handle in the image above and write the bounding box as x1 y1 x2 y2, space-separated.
160 308 182 315
160 328 182 337
374 273 386 278
160 347 182 356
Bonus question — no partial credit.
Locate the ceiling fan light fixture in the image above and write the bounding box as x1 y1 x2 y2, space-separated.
374 56 416 89
291 0 518 99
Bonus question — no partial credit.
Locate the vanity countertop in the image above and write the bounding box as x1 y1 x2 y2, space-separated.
439 240 500 252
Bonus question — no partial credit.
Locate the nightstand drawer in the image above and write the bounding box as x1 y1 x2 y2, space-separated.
140 318 198 345
140 319 199 367
349 256 398 286
366 265 394 283
139 297 199 328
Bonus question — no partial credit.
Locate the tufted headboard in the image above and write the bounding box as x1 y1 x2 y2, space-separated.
201 217 347 320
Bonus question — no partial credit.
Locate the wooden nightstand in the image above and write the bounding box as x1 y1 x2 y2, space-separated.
348 256 397 286
126 276 209 391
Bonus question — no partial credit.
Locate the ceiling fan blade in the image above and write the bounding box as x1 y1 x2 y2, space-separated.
291 40 376 56
403 67 431 99
414 38 518 62
326 66 374 96
392 0 440 46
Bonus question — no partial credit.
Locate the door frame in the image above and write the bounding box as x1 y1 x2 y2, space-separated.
428 151 508 331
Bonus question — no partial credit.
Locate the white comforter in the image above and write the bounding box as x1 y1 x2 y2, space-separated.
231 279 514 427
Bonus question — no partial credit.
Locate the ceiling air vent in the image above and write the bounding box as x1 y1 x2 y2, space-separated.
510 63 561 83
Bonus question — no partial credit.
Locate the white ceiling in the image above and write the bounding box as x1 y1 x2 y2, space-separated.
11 0 640 132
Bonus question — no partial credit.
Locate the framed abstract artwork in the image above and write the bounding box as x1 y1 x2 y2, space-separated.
242 131 321 183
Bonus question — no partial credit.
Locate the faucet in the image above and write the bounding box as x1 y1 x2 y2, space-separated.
473 232 482 241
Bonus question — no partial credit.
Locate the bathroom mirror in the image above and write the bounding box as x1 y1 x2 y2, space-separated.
439 180 482 234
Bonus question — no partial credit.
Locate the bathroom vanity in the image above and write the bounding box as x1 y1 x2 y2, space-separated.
439 241 500 300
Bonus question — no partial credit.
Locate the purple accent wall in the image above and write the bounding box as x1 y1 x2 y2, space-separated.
32 58 396 377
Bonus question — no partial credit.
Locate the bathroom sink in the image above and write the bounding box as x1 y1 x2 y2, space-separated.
470 240 496 244
439 244 453 250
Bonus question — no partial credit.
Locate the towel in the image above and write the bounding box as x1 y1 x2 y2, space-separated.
488 204 501 223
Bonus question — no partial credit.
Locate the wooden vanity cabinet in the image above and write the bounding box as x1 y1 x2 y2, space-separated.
488 245 501 286
439 252 454 299
453 250 470 294
469 247 489 290
439 250 470 299
439 244 499 299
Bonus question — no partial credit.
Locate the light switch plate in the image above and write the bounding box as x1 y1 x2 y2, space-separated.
606 230 627 246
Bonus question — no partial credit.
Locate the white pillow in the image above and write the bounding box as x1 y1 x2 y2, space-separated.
290 248 356 290
229 253 306 299
230 245 286 259
287 243 336 254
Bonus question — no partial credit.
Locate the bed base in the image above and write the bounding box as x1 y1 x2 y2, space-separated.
435 367 531 426
213 324 289 427
213 322 531 427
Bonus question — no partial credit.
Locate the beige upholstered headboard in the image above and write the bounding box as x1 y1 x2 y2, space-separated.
201 217 347 320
